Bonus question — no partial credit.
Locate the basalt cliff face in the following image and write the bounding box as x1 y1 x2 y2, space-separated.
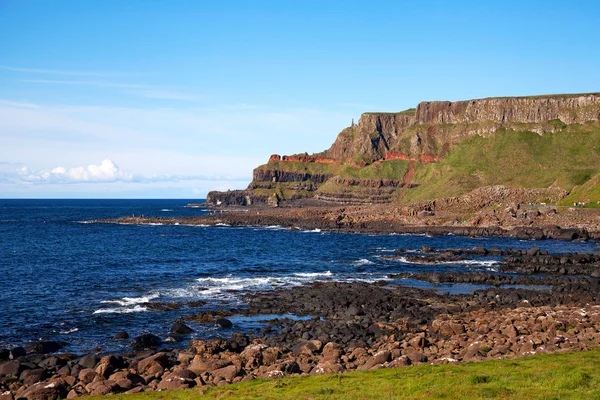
207 93 600 207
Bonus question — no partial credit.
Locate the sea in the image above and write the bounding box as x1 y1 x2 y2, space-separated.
1 199 597 354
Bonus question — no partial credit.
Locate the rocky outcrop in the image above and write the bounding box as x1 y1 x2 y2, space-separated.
206 93 600 206
326 93 600 163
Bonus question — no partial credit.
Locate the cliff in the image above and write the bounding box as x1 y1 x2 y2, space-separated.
326 93 600 164
207 93 600 207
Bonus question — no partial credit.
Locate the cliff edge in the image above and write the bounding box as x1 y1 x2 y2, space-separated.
207 93 600 207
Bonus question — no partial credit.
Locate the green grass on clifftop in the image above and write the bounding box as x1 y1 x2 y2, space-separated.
403 123 600 202
96 349 600 400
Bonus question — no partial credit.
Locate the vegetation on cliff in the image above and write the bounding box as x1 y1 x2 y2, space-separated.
207 93 600 207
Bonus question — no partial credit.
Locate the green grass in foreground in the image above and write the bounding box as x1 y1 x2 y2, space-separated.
96 348 600 399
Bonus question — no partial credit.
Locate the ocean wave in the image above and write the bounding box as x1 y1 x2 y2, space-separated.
387 256 498 267
160 209 174 212
292 271 333 277
101 293 159 306
93 305 148 314
215 223 231 227
352 258 375 266
58 328 79 334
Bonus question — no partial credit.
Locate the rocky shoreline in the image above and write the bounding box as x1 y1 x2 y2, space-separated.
4 245 600 399
90 203 599 242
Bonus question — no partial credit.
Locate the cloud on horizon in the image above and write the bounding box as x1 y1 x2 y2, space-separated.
0 159 249 185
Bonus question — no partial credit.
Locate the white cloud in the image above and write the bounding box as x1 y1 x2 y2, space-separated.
0 159 249 186
0 98 352 197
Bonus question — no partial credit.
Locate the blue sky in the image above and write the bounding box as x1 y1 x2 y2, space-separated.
1 0 599 198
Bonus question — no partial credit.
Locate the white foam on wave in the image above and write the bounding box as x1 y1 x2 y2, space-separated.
301 228 321 233
161 209 174 212
386 256 499 268
293 271 333 277
59 328 79 334
93 305 148 314
352 258 375 266
146 223 164 226
101 293 159 306
215 223 231 227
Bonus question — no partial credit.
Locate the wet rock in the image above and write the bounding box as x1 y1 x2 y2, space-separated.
170 322 194 335
112 331 129 340
215 318 233 329
131 334 161 350
24 341 62 355
9 347 25 360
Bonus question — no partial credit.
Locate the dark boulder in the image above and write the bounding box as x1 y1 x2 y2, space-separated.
112 331 129 340
130 333 161 350
170 322 194 335
24 341 63 355
215 318 233 329
9 347 26 359
78 354 99 369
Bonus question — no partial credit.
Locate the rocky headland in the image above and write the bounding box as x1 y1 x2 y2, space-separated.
207 92 600 208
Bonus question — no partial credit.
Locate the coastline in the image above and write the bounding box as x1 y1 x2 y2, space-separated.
3 204 600 398
89 201 600 241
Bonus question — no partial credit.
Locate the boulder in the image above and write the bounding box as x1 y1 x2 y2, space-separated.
20 381 67 400
131 334 161 350
9 347 26 360
20 368 45 385
228 333 250 352
78 354 99 370
112 331 129 340
170 322 194 335
78 368 97 384
0 361 22 377
359 350 391 370
211 365 241 382
215 318 233 329
24 341 62 355
137 353 170 374
0 391 14 400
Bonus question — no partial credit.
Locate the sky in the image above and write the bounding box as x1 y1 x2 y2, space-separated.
1 0 599 198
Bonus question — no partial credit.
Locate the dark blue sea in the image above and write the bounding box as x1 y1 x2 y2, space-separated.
1 199 597 354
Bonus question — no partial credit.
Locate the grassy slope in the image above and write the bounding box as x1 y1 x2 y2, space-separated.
559 171 600 208
254 123 600 205
403 123 600 202
97 349 600 399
